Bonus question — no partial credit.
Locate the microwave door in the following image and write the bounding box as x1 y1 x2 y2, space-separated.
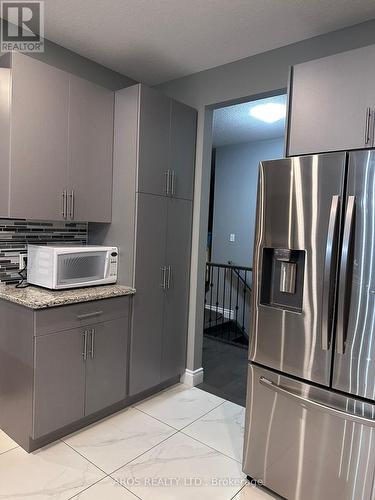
56 251 107 287
333 151 375 400
250 153 346 385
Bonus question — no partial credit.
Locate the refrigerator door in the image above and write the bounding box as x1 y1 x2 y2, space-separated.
250 153 346 385
333 150 375 399
243 364 375 500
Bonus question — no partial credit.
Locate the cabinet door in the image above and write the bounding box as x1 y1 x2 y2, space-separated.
68 75 114 222
138 85 171 197
288 45 375 156
169 100 197 200
10 53 69 220
161 198 192 382
85 317 128 415
34 328 85 438
130 193 167 395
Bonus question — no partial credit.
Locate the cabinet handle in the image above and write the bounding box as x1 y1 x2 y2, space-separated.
165 170 171 196
68 190 74 220
89 328 95 359
166 265 171 289
82 330 88 360
365 107 372 145
77 311 103 320
171 170 176 196
161 266 167 289
62 190 67 219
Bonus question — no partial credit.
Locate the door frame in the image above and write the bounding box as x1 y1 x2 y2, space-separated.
182 87 288 386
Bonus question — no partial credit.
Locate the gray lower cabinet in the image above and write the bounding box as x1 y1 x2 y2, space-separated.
130 194 167 395
0 296 130 451
161 198 192 381
85 318 128 415
34 328 86 438
129 194 192 395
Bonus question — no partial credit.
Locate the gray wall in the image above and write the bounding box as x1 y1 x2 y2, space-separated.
211 138 284 268
156 19 375 373
0 21 136 90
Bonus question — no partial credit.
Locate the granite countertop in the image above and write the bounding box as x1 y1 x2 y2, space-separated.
0 284 135 310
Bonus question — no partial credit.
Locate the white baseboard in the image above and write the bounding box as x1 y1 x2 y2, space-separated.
204 304 234 320
180 367 204 387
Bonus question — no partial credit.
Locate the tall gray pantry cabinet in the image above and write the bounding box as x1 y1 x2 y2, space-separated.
101 84 197 395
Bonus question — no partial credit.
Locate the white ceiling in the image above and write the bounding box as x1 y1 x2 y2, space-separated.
212 95 287 148
39 0 375 85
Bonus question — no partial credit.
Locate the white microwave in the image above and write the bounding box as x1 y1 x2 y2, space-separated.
27 245 118 290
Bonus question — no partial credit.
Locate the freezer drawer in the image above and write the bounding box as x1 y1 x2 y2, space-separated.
243 365 375 500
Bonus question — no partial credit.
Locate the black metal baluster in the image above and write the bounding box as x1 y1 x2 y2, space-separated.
242 270 247 332
216 265 220 330
209 265 213 328
222 267 227 340
235 271 240 327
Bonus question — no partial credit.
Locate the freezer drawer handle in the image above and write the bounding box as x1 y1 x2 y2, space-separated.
337 196 356 355
259 376 375 427
321 195 340 350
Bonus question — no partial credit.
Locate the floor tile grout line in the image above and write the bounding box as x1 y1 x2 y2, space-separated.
179 429 243 464
230 482 247 499
111 474 144 500
176 400 227 432
131 406 181 431
134 398 227 434
0 445 19 456
62 439 109 476
108 429 180 476
67 475 111 500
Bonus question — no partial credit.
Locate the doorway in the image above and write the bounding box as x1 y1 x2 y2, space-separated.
198 94 287 406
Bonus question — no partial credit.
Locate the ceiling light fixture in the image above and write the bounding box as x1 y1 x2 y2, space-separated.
249 102 286 123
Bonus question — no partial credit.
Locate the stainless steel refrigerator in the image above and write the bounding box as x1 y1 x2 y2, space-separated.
243 151 375 500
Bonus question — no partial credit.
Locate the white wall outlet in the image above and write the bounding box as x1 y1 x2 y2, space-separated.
229 233 236 242
19 254 27 270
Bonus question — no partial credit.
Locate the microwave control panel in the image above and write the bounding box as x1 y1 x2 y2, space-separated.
109 251 118 277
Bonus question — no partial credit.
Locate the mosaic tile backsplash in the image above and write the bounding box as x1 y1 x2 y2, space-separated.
0 219 87 284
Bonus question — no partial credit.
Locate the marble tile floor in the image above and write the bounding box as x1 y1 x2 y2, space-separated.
0 384 278 500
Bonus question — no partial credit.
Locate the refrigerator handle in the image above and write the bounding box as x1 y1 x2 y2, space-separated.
337 196 356 355
259 376 375 427
321 195 340 350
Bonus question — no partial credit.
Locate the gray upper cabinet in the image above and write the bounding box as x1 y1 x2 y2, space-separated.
169 100 196 200
0 52 114 222
68 75 114 222
138 85 171 197
161 198 192 382
34 327 86 438
287 44 375 156
85 318 128 415
9 53 69 220
136 84 197 199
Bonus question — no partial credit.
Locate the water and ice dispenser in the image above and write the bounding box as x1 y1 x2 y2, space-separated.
260 248 305 312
